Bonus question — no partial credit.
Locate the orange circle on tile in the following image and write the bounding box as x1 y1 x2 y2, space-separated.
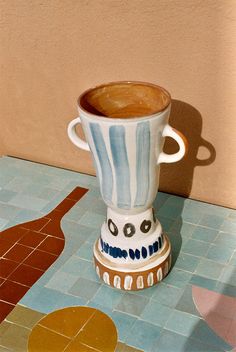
28 306 118 352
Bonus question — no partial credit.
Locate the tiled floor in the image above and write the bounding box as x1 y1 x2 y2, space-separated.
0 156 235 351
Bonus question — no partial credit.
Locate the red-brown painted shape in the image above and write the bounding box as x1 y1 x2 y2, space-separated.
0 187 88 322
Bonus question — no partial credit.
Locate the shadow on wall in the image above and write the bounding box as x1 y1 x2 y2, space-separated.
160 99 216 198
154 100 216 267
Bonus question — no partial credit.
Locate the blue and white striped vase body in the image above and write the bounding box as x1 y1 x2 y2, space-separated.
80 107 170 215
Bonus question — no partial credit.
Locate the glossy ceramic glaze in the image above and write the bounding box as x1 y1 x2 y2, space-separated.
68 81 187 290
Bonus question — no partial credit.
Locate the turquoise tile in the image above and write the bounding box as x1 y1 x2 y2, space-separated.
163 195 187 209
214 281 236 297
199 214 224 230
229 210 236 220
115 292 149 317
182 238 210 257
90 285 123 310
133 285 158 298
153 192 169 209
140 301 172 327
4 176 32 192
81 261 101 283
163 268 192 288
191 226 219 242
230 252 236 266
157 204 183 219
214 231 236 250
184 337 226 352
165 309 200 336
190 319 232 351
0 217 9 230
190 275 218 291
219 265 236 287
8 194 49 211
178 221 197 238
152 283 184 307
110 311 137 342
61 256 91 276
12 209 42 224
75 241 93 261
174 253 200 272
87 302 113 316
176 285 200 316
152 329 189 352
125 320 161 352
206 244 234 264
195 259 225 279
157 216 174 232
0 203 21 219
75 193 98 209
23 287 87 313
64 205 87 222
19 285 43 309
181 207 203 224
69 277 100 300
90 199 107 215
0 189 17 202
79 211 105 229
220 218 236 234
48 176 72 190
0 173 14 187
35 267 57 286
46 271 78 293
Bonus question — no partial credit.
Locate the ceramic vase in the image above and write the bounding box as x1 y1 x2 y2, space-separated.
68 81 187 290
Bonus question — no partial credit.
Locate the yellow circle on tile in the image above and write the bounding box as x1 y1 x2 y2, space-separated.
28 306 118 352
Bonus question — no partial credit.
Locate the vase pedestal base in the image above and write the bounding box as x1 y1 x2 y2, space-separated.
93 234 171 291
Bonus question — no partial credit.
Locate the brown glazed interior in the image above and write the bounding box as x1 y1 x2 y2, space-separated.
79 81 171 118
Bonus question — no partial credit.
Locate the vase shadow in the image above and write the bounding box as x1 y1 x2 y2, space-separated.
154 99 216 267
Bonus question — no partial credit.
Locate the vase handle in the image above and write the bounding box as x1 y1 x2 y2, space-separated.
67 117 90 151
158 125 188 164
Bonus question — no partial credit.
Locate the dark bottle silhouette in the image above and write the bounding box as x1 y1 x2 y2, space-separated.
0 187 88 322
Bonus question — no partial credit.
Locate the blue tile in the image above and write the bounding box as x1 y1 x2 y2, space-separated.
0 217 9 230
190 319 232 351
152 329 189 352
195 259 225 279
46 271 78 293
181 207 203 224
174 253 200 272
214 281 236 297
110 311 137 342
87 302 113 316
178 222 197 238
4 176 32 192
163 268 192 288
153 192 169 209
219 265 236 287
140 301 172 327
8 194 49 211
164 195 188 209
90 285 123 310
192 226 219 242
190 275 218 291
176 285 200 316
12 209 42 224
75 241 93 261
199 214 224 230
206 244 234 264
157 204 183 219
64 205 87 222
69 277 101 300
79 211 105 229
184 337 226 351
220 218 236 234
61 256 91 276
230 252 236 266
165 310 200 336
0 189 17 202
115 292 149 317
157 216 174 232
125 320 161 352
182 239 210 257
0 203 21 219
214 231 236 249
152 283 184 307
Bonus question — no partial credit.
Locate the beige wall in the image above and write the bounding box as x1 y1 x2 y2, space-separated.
0 0 236 208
